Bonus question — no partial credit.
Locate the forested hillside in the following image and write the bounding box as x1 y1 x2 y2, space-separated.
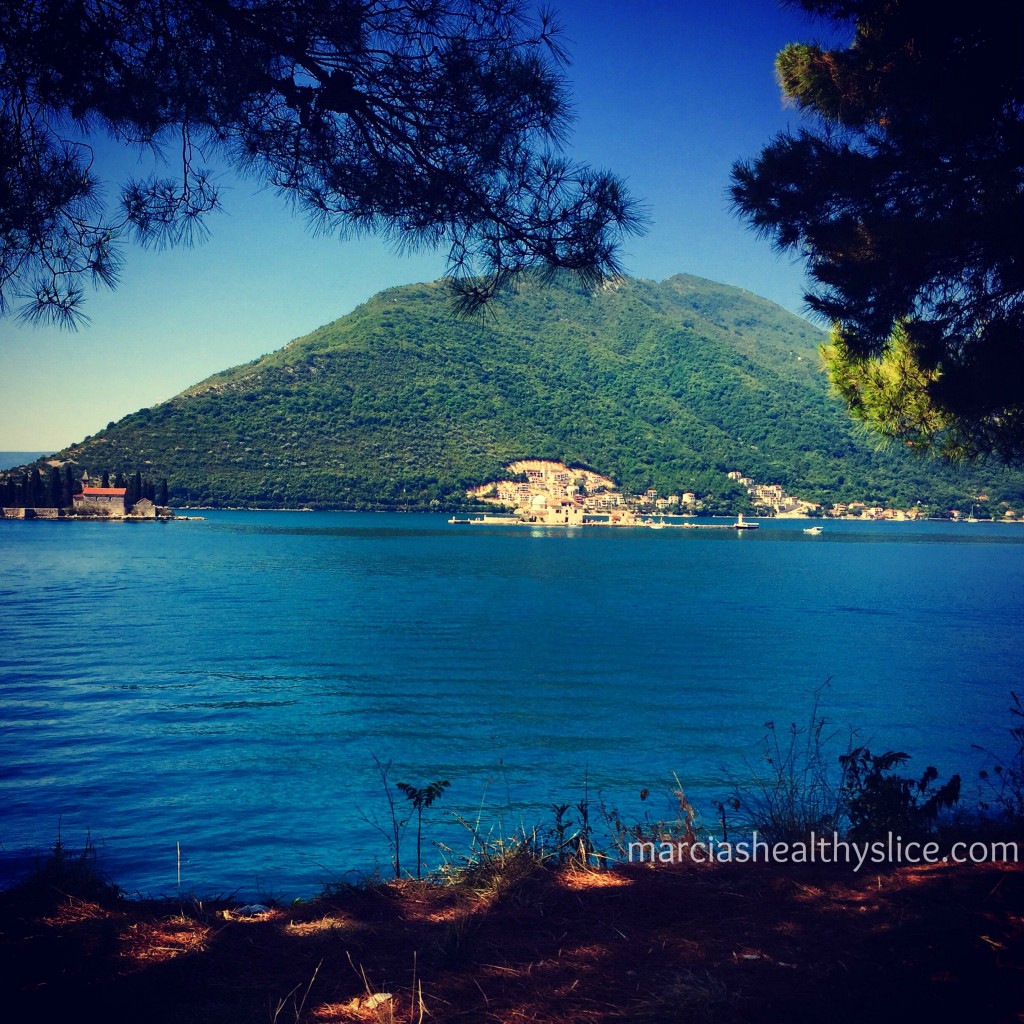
36 273 1024 509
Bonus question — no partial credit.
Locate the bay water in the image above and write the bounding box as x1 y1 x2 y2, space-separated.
1 512 1022 897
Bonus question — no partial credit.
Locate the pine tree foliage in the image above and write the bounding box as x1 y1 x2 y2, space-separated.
0 0 642 326
730 0 1024 462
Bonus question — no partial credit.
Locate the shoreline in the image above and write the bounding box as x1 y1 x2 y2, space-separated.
2 506 1019 524
0 509 198 522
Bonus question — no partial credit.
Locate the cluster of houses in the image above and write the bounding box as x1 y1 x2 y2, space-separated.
467 461 821 519
727 472 813 516
468 461 803 518
467 460 724 518
466 461 1015 522
726 471 1016 520
467 460 625 513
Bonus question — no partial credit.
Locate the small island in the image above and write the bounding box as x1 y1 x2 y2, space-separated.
456 460 754 529
1 467 175 520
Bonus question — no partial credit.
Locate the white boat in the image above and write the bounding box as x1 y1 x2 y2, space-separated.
734 513 759 530
803 525 823 535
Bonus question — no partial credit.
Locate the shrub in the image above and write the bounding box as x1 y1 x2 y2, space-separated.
602 775 703 865
15 832 119 905
839 747 961 841
726 691 849 843
975 691 1024 826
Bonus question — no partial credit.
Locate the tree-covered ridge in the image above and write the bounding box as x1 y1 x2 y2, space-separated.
39 273 1024 510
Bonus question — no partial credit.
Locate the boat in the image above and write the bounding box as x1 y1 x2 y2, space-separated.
803 525 823 535
734 513 759 530
645 518 666 529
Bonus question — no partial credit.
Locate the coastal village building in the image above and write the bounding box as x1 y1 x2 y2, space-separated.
467 460 621 512
73 486 128 514
519 495 587 526
464 460 1004 524
129 497 157 518
69 489 168 518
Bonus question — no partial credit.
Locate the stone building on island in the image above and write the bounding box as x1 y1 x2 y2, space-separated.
73 486 128 514
1 467 173 519
71 488 164 518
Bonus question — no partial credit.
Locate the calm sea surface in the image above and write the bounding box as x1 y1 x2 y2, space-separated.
1 512 1022 896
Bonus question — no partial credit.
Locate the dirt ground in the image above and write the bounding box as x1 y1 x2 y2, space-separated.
1 858 1022 1023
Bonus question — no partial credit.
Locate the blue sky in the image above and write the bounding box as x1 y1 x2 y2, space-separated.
0 1 831 450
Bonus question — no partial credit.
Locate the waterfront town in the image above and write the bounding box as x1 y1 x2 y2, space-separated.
466 459 1017 523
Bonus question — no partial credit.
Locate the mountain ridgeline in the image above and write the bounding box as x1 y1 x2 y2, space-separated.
52 274 1024 509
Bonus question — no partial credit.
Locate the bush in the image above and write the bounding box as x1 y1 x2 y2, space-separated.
975 691 1024 827
839 747 961 841
15 833 119 905
726 690 849 843
602 776 703 865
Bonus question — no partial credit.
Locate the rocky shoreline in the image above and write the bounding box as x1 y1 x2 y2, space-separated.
0 507 186 520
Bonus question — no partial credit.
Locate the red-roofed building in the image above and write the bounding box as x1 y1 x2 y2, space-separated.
73 486 128 513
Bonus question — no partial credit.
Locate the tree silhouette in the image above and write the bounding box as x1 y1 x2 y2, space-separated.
47 465 62 507
1 0 643 327
63 464 77 504
396 778 450 878
26 467 43 507
731 1 1024 462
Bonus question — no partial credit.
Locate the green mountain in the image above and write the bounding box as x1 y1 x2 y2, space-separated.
46 273 1024 510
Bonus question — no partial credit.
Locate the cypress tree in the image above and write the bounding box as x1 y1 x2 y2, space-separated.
47 466 61 507
27 467 42 507
101 470 110 488
129 469 142 504
157 478 168 506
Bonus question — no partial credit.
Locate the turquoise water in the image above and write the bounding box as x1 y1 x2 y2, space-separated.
1 512 1022 896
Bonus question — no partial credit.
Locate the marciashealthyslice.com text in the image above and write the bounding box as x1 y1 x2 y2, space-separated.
627 833 1020 872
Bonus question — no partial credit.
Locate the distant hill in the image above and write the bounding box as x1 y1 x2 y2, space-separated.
38 273 1024 509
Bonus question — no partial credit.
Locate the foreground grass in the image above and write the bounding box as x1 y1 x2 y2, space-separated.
1 856 1021 1023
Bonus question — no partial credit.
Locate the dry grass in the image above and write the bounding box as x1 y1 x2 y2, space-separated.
1 859 1021 1023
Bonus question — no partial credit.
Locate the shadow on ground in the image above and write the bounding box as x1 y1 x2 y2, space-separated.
1 859 1021 1022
